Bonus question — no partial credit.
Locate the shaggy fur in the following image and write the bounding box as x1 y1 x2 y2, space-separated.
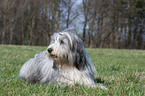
19 31 106 89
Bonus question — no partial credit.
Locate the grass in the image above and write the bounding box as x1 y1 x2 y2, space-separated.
0 45 145 95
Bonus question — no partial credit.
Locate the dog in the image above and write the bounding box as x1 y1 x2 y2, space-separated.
19 31 107 89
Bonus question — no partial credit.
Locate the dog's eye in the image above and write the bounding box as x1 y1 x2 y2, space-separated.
60 40 64 44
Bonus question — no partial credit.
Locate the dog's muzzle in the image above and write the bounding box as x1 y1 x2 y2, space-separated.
47 48 57 58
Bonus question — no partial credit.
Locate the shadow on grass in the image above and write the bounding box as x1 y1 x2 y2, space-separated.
94 77 105 83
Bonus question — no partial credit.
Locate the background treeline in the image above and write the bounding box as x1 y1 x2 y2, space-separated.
0 0 145 49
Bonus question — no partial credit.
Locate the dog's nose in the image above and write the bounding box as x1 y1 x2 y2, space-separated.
47 48 53 53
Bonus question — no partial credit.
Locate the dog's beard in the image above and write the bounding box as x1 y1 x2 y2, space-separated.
47 52 72 69
53 59 72 69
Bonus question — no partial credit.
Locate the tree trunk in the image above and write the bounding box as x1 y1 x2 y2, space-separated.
2 15 6 44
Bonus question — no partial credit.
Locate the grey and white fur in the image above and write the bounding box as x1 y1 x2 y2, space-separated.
19 31 107 89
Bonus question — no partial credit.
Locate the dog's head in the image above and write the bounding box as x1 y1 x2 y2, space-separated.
46 32 86 70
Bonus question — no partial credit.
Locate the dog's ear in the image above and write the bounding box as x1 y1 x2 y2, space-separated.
72 38 87 70
75 50 86 70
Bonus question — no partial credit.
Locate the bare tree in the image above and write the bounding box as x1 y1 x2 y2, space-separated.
0 0 145 49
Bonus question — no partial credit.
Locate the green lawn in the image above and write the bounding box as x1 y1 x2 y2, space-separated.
0 45 145 95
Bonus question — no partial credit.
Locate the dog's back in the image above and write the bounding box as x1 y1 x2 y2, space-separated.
19 51 58 83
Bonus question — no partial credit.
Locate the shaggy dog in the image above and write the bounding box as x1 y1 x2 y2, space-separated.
19 31 106 89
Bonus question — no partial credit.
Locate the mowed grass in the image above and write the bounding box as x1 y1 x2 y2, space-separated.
0 45 145 95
